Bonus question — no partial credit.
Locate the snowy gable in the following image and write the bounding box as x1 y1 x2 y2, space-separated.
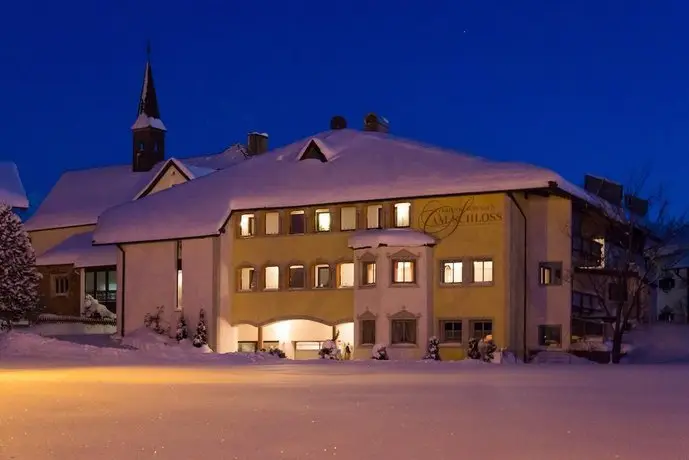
35 231 116 268
0 162 29 209
131 113 167 131
92 129 596 245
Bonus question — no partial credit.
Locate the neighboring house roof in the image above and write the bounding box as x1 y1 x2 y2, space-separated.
24 145 248 232
35 231 116 268
0 162 29 209
93 128 605 245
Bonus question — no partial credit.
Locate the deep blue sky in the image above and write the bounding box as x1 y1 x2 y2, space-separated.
1 0 688 213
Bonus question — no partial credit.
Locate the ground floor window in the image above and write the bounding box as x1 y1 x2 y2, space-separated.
360 319 376 345
538 325 562 347
440 320 462 343
391 319 416 344
471 320 492 340
85 267 116 312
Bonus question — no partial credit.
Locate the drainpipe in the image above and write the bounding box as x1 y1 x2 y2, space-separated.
507 192 528 362
117 244 126 337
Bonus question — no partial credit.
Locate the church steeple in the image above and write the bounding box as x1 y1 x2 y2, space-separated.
131 43 166 172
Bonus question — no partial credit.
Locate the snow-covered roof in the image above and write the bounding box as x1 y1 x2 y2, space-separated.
35 232 116 268
131 113 166 131
0 162 29 209
24 145 248 232
132 158 218 200
93 129 602 245
348 229 436 249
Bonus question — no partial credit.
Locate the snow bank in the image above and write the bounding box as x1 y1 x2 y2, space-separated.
623 324 689 364
530 351 596 365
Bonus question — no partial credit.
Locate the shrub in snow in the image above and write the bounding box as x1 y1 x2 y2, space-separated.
371 343 389 360
83 295 116 320
0 203 41 329
267 346 286 358
478 335 497 362
143 305 168 335
175 314 189 342
467 338 481 360
192 309 208 348
423 336 441 361
319 339 341 360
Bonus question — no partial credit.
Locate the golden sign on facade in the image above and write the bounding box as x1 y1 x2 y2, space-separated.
419 197 503 239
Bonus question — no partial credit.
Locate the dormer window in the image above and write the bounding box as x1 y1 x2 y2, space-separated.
299 140 328 162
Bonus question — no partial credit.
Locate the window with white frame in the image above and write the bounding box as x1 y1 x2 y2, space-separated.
394 202 411 227
239 213 255 237
472 259 493 283
315 209 331 232
265 212 280 235
366 205 383 229
238 267 255 291
362 262 376 286
290 210 306 234
340 207 357 230
314 264 331 288
338 263 354 288
264 266 280 290
392 260 415 284
288 265 306 289
442 261 463 284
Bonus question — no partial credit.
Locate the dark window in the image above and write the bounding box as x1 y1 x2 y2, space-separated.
315 265 331 288
289 265 305 288
572 291 603 315
53 275 69 296
361 319 376 345
290 211 305 234
538 325 562 347
440 320 462 343
608 283 628 301
391 319 417 344
472 320 492 340
362 262 376 286
539 262 563 285
176 240 182 270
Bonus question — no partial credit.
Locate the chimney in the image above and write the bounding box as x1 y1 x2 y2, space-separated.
330 115 347 130
247 132 269 155
363 113 389 133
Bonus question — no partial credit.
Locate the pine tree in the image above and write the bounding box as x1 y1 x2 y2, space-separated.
0 204 41 329
192 308 208 348
423 336 441 360
175 314 188 341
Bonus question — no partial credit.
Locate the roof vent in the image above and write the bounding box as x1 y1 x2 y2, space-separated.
330 116 347 130
247 132 269 155
363 113 389 133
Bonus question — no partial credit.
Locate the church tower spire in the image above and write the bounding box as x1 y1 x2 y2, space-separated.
131 42 166 172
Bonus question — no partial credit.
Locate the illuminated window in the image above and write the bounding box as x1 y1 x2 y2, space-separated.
394 202 411 227
176 241 183 309
264 266 280 290
367 205 383 229
340 207 357 230
392 260 415 284
338 263 354 288
238 267 255 291
315 209 331 232
289 265 305 289
539 262 562 286
362 262 376 286
442 261 463 284
265 212 280 235
472 260 493 283
290 210 305 234
239 214 255 237
314 264 331 288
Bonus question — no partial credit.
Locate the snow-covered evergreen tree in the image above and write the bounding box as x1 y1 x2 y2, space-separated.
175 314 188 341
192 308 208 348
423 336 441 361
371 343 389 360
0 204 41 329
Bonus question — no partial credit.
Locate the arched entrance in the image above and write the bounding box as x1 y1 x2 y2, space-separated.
236 319 338 359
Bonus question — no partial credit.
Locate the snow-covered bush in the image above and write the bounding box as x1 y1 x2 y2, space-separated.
175 314 188 342
478 335 497 362
467 337 481 360
371 343 389 360
143 306 168 335
192 309 208 348
423 336 441 361
83 295 116 320
319 339 341 360
267 346 286 358
0 203 41 329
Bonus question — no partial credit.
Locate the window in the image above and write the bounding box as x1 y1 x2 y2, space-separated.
391 319 417 344
238 267 255 291
290 210 305 234
239 214 255 237
265 212 280 235
84 269 117 306
52 274 69 297
176 241 183 310
572 291 602 314
314 264 331 288
264 266 280 290
472 259 493 283
362 262 376 286
539 262 563 285
340 207 357 231
361 319 376 345
288 265 305 289
366 205 382 229
337 263 354 288
471 320 492 340
440 320 462 343
442 261 463 284
392 260 415 284
608 283 628 302
315 209 331 232
538 325 562 347
394 202 411 227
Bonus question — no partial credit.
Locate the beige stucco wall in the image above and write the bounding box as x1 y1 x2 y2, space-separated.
145 164 188 196
29 224 95 257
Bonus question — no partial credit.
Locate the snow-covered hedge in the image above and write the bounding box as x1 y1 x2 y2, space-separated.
83 295 116 320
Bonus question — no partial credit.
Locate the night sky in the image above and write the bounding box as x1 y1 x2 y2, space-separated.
1 0 687 214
